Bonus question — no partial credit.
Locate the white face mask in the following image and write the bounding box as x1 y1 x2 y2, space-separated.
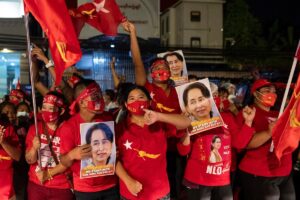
17 111 29 117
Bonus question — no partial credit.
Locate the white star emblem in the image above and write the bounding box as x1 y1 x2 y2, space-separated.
223 124 228 129
124 140 132 150
150 92 155 99
93 0 110 13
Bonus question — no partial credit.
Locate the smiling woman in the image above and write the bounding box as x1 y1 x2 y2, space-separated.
85 123 113 166
182 81 213 121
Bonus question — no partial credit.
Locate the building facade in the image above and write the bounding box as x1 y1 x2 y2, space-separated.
160 0 225 48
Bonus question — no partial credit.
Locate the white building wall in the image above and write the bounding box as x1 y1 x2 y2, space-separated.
161 0 224 48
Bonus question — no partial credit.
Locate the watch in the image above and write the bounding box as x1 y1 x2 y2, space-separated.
45 60 54 68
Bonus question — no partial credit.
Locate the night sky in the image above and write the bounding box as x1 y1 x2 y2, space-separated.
246 0 300 32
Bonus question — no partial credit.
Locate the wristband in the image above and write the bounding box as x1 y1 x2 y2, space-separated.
45 60 54 68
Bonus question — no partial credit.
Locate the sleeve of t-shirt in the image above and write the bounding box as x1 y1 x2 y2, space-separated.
59 122 76 155
177 142 191 156
224 113 255 150
6 125 20 150
25 125 37 152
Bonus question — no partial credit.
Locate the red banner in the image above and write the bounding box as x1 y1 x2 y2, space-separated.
70 0 126 36
272 73 300 159
24 0 82 85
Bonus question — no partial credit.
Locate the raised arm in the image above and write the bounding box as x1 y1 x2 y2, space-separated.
109 57 121 89
123 21 147 86
144 109 191 130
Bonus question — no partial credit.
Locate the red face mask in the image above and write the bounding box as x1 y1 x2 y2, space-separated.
127 100 150 115
86 98 105 113
42 111 59 123
256 92 277 107
151 69 170 81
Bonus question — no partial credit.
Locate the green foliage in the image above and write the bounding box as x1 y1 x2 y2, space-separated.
224 0 265 48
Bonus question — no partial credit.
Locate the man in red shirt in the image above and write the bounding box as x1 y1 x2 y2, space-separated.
59 79 118 200
123 21 184 199
237 79 295 200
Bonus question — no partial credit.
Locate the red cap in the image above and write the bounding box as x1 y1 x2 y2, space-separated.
250 79 272 95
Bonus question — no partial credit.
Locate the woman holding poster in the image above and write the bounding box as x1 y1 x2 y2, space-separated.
177 80 258 199
116 84 191 200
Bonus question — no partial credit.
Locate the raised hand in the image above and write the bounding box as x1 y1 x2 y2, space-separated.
31 45 49 64
242 106 256 126
143 109 159 125
32 136 41 151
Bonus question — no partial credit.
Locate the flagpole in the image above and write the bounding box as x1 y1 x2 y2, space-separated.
270 40 300 152
24 13 41 167
279 40 300 116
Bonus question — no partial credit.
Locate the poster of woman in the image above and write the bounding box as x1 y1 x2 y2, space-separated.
80 121 116 178
157 50 189 86
175 78 224 135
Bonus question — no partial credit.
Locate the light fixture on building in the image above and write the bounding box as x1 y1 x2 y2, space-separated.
1 48 14 53
110 44 115 48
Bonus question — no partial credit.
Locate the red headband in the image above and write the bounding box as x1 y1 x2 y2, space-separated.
43 94 64 108
9 89 24 99
151 59 168 70
69 82 101 115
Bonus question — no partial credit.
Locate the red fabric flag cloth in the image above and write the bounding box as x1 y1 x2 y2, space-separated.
24 0 82 85
72 0 126 36
272 73 300 160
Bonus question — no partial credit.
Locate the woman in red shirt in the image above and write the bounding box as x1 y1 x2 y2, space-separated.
116 84 191 200
25 91 73 200
177 82 256 200
0 114 21 200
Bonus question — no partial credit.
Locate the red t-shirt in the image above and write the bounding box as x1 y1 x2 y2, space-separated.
26 121 70 189
237 105 292 177
0 125 19 199
145 81 182 151
117 117 177 200
177 113 254 186
59 112 117 192
145 81 181 114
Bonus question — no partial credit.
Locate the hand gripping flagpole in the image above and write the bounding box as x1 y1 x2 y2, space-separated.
270 40 300 152
24 13 41 167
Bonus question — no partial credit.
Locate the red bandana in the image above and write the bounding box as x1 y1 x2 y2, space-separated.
69 82 102 115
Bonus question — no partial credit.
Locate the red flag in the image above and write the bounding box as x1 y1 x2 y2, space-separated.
71 0 126 36
272 73 300 160
24 0 82 85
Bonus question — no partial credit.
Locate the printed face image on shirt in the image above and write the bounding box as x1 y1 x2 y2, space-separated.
186 88 212 121
209 136 222 163
166 55 183 77
91 129 112 166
